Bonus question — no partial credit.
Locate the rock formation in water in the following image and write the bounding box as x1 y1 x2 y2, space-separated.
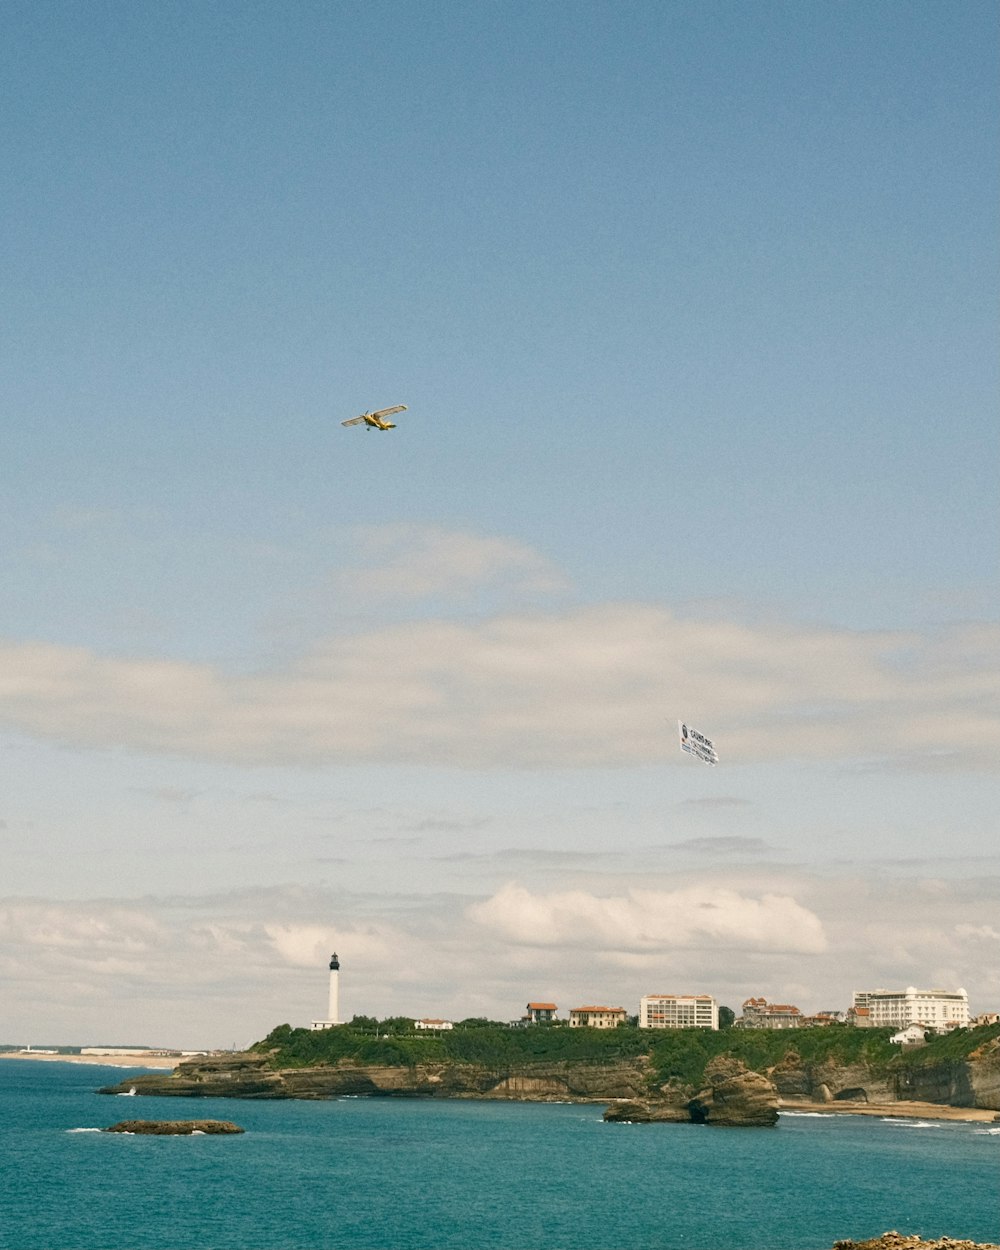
833 1235 999 1250
103 1119 244 1134
603 1055 779 1126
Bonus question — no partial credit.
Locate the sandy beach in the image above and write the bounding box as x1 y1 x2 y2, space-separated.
0 1051 188 1070
779 1097 1000 1123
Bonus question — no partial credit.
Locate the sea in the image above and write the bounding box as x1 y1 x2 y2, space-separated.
0 1061 997 1250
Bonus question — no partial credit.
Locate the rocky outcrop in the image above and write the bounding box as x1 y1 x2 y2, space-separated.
690 1056 779 1125
100 1052 652 1103
604 1057 778 1127
833 1235 999 1250
603 1099 689 1124
103 1120 244 1134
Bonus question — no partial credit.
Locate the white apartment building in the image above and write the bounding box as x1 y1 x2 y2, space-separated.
640 994 719 1030
852 987 969 1030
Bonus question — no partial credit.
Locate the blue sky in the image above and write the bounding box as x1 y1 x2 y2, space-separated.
1 1 997 1047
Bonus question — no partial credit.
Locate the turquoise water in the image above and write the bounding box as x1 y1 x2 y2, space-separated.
0 1062 997 1249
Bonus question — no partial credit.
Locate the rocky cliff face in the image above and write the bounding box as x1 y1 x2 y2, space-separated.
100 1052 652 1103
99 1034 1000 1115
770 1052 896 1103
603 1056 779 1127
769 1040 1000 1113
893 1035 1000 1110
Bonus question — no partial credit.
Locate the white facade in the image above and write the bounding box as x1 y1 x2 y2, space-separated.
890 1025 928 1045
568 1006 627 1029
852 987 969 1030
640 994 718 1030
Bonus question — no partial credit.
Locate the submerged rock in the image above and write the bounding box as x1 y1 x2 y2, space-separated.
103 1120 244 1135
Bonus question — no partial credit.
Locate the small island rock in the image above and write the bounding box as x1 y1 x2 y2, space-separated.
834 1234 999 1250
103 1119 244 1135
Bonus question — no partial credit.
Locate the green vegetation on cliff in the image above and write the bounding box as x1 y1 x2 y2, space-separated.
895 1021 1000 1068
250 1019 1000 1092
251 1018 1000 1088
647 1022 899 1087
252 1019 651 1070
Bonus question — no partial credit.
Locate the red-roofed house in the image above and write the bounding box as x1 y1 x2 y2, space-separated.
739 997 804 1029
568 1006 627 1029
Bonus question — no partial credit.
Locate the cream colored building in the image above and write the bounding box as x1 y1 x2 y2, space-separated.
640 994 718 1030
568 1006 627 1029
852 987 969 1030
739 997 804 1029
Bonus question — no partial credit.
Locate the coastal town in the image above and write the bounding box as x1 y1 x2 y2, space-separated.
413 987 997 1043
308 953 995 1045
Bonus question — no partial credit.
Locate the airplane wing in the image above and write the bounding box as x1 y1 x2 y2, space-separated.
341 415 368 426
370 405 407 419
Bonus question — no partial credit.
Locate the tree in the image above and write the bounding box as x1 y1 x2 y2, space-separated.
718 1005 736 1030
348 1015 378 1032
378 1016 417 1034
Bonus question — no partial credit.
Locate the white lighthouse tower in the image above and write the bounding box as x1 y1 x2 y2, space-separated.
311 952 341 1031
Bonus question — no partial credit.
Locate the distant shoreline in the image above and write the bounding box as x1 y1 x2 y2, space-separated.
4 1052 998 1121
778 1097 999 1123
0 1052 183 1070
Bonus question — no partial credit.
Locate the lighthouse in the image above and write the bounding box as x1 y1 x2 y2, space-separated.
310 952 341 1031
327 951 340 1024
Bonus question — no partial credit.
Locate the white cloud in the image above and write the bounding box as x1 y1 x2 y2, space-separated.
0 900 163 955
955 923 1000 944
1 865 997 1047
466 882 828 954
0 606 996 769
336 523 569 601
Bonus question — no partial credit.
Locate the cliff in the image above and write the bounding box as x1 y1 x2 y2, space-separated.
100 1051 652 1103
771 1030 1000 1111
98 1023 1000 1117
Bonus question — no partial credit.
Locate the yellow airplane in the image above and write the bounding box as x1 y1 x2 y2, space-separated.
341 404 407 431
